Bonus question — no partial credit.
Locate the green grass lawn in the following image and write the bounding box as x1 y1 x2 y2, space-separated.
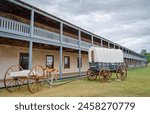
0 67 150 97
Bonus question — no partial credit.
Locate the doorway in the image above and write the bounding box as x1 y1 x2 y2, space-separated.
19 53 29 69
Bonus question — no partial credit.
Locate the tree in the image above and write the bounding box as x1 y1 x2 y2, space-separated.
141 49 147 55
145 53 150 63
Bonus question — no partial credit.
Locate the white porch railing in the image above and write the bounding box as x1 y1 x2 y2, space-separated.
63 35 79 46
34 27 60 42
123 53 127 58
124 54 146 61
0 17 30 36
81 41 91 48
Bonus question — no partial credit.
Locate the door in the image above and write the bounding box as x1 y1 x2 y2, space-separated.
19 53 29 69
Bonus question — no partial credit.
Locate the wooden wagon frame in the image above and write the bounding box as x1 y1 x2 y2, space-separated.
87 47 127 82
4 65 59 93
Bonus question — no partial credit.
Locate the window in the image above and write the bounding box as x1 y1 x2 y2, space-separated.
46 55 54 68
64 56 70 68
19 53 29 69
77 57 82 68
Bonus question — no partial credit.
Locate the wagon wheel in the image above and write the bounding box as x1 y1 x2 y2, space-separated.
99 68 111 82
4 65 23 92
116 65 127 81
87 69 97 81
27 65 45 94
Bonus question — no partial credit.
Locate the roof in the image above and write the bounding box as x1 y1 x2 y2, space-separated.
88 47 124 63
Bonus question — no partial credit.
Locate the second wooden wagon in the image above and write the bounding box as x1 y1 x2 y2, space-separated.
87 47 127 82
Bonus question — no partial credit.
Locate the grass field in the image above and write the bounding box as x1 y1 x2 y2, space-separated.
0 67 150 97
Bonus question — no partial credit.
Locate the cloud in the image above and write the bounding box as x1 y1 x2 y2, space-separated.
24 0 150 53
116 35 150 51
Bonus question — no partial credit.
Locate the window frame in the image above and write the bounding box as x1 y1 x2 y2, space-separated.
46 55 54 69
77 56 82 68
64 56 70 69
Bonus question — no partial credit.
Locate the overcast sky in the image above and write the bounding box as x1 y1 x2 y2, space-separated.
24 0 150 53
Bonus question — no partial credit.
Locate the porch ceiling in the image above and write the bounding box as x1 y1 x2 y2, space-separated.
0 0 31 19
63 47 88 54
63 47 79 53
63 24 78 36
0 37 29 47
33 42 60 51
34 12 60 30
81 31 91 41
0 37 60 51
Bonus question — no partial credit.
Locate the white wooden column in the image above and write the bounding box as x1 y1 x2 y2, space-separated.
108 42 110 48
29 10 34 69
78 30 81 76
91 35 93 46
59 22 63 79
101 39 103 47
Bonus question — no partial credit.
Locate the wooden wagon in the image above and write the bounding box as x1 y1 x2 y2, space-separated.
87 47 127 82
4 65 58 93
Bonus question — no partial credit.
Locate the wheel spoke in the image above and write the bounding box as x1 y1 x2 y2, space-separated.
17 78 24 84
99 68 111 82
87 69 97 81
30 82 36 90
18 79 24 87
116 65 127 81
27 65 45 93
7 79 14 87
16 80 21 89
10 80 16 90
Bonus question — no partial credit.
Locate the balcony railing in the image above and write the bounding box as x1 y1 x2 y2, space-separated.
81 41 91 48
63 35 79 46
123 53 147 61
0 17 30 36
34 27 60 42
0 16 80 46
123 53 127 58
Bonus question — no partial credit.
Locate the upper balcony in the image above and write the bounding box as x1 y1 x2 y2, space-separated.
0 0 94 50
0 0 147 62
0 16 147 62
0 16 92 50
